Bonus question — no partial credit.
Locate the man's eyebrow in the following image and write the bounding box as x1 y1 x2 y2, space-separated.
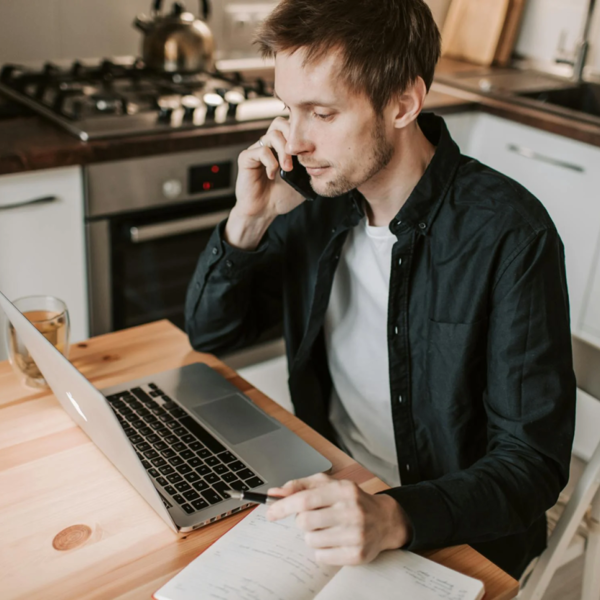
273 90 338 108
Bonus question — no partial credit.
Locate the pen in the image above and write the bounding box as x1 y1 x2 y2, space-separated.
226 490 282 505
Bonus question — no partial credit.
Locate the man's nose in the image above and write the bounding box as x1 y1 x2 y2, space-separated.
285 121 313 156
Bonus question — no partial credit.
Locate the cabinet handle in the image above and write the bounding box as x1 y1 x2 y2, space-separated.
0 195 58 211
507 144 585 173
130 210 230 243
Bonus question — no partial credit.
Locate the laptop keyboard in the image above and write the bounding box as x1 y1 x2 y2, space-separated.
106 383 265 516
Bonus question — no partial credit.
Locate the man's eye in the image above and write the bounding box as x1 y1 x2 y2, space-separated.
314 112 333 120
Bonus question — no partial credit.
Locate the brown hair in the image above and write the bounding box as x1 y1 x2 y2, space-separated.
254 0 441 114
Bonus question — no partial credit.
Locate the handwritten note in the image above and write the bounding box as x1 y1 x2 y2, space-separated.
154 506 485 600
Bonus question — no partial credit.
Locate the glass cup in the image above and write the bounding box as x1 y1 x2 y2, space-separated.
5 295 71 388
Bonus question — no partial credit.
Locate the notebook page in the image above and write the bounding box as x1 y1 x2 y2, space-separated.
314 549 485 600
154 505 340 600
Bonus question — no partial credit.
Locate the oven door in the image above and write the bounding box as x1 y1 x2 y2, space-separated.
88 197 234 336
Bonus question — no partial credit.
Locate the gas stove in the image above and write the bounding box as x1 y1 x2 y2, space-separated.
0 57 284 140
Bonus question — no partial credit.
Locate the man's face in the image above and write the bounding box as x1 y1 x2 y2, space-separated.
274 49 395 198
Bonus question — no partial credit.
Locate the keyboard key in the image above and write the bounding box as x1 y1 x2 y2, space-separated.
217 451 237 464
152 457 167 467
181 503 195 514
230 480 249 492
139 426 152 436
173 494 184 504
136 441 151 451
173 442 187 453
150 422 164 431
176 464 193 474
124 428 137 438
166 421 179 430
237 469 256 480
165 435 178 445
148 468 159 478
189 441 204 451
143 415 159 424
201 489 223 505
188 457 203 468
157 428 171 437
167 473 183 484
142 460 151 469
159 413 173 422
130 434 143 445
205 473 220 484
196 465 211 476
144 449 159 460
179 416 226 453
147 434 160 444
192 480 209 491
161 449 176 460
213 481 232 498
246 477 264 489
175 481 192 492
192 498 209 510
184 472 201 483
180 449 195 460
150 390 162 397
159 465 175 475
154 389 164 396
149 383 158 390
181 434 196 444
154 442 168 452
205 456 220 467
221 472 238 483
169 456 185 466
174 427 188 436
156 476 168 486
213 464 228 475
229 461 245 472
165 485 176 495
131 387 154 405
171 407 187 418
197 449 212 459
183 490 200 501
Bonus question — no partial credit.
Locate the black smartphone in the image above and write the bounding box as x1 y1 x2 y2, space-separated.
279 155 318 201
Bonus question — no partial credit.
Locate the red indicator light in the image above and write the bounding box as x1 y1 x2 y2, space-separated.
203 182 212 190
211 165 220 173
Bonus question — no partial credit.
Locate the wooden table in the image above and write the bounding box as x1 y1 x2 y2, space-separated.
0 321 519 599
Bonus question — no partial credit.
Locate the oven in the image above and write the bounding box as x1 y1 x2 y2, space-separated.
85 144 283 367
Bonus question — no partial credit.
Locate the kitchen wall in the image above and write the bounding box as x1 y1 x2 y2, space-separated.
0 0 598 73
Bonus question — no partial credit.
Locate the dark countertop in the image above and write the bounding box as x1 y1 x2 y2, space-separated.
1 57 599 176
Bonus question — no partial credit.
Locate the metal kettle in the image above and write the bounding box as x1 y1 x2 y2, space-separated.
134 0 214 73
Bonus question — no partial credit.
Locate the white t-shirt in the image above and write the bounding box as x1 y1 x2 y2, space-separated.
324 216 400 487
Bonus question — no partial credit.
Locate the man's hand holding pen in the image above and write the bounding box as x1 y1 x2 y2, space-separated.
264 473 413 566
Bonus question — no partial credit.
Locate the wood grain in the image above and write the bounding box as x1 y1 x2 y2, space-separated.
0 320 519 599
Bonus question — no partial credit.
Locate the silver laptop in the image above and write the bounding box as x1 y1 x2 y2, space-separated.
0 290 331 532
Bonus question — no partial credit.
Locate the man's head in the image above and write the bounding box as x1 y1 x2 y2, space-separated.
255 0 441 197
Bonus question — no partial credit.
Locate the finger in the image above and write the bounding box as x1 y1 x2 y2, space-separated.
238 146 280 180
263 129 293 171
267 480 343 521
304 525 362 549
295 506 341 532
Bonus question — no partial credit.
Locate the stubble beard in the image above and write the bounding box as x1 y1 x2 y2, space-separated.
314 116 395 198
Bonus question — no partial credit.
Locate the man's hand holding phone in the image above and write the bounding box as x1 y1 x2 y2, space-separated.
225 117 309 250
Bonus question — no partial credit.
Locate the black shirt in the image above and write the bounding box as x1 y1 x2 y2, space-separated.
185 112 576 578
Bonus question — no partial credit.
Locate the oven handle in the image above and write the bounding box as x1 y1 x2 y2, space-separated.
129 210 230 243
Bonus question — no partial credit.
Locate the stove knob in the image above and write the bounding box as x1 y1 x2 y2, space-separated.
224 90 244 119
158 106 174 122
162 179 182 199
203 93 224 120
181 95 202 121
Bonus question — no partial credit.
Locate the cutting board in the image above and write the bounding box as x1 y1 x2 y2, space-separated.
441 0 511 66
494 0 527 66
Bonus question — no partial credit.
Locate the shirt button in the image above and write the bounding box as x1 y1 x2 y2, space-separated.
406 463 410 472
398 395 403 403
398 257 402 266
394 326 399 335
331 228 336 234
211 247 219 255
225 260 233 268
396 219 402 226
334 255 339 260
418 222 427 230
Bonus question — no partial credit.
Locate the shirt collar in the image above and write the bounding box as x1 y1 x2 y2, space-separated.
346 112 461 236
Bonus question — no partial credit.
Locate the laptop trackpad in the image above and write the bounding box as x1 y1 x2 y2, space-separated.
190 394 279 446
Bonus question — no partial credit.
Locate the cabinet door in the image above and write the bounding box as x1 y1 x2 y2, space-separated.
581 239 600 346
451 113 600 336
0 166 88 361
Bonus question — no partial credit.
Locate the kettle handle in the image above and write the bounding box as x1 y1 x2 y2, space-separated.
201 0 210 20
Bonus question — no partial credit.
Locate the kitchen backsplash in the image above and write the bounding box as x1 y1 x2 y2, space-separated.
0 0 598 74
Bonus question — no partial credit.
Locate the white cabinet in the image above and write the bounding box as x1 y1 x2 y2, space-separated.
0 166 88 360
445 112 600 344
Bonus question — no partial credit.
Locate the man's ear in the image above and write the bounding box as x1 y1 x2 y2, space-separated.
392 77 427 129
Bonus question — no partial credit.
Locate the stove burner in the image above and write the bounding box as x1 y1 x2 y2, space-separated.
0 57 283 139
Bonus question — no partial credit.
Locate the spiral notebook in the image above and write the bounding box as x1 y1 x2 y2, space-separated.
153 505 485 600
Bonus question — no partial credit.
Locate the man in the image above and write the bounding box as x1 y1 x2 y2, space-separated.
185 0 576 580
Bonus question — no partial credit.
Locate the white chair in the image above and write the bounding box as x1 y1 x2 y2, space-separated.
518 388 600 600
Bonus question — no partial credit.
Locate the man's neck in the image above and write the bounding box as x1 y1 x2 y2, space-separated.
359 121 436 227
